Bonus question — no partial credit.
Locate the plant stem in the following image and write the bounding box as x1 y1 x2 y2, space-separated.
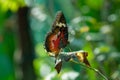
71 60 108 80
58 50 108 80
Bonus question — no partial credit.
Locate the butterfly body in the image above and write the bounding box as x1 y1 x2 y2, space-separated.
45 11 68 57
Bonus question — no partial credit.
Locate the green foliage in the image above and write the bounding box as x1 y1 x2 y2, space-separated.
0 23 16 80
0 0 25 80
0 0 25 12
0 0 120 80
30 0 120 80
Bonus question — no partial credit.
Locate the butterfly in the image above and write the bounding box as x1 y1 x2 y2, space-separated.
45 11 91 73
45 11 69 58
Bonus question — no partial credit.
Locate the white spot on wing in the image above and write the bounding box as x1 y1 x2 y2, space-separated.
56 22 66 27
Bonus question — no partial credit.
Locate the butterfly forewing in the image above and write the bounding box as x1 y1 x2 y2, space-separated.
52 11 67 30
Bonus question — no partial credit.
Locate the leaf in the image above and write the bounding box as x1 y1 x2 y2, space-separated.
75 51 90 66
55 59 62 73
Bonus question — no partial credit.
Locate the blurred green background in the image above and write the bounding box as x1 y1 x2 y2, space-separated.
0 0 120 80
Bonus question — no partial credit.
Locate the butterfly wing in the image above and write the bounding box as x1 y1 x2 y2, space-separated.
52 11 67 30
45 11 68 57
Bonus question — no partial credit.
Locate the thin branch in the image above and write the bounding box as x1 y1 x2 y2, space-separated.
71 60 108 80
57 50 108 80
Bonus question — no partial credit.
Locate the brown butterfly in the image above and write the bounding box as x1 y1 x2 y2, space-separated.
45 11 69 58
